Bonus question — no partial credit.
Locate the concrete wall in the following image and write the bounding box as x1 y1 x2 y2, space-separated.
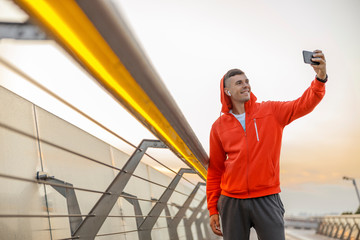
0 86 208 240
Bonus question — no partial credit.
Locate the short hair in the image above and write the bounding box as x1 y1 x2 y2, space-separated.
223 69 244 88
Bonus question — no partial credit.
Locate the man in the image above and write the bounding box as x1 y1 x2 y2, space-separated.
206 50 327 239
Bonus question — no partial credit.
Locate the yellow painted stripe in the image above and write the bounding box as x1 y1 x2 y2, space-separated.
14 0 207 179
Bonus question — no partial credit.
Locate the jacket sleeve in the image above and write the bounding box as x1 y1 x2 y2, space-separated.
206 123 226 216
271 79 326 127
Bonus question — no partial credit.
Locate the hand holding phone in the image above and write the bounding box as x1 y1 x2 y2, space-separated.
302 49 327 81
302 50 320 65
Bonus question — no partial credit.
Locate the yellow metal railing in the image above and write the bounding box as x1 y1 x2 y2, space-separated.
14 0 208 179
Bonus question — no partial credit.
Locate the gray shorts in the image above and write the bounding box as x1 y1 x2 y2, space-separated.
217 194 285 240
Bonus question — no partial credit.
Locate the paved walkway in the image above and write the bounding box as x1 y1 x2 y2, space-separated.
211 227 334 239
248 228 334 240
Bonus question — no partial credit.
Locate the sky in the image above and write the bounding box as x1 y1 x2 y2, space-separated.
0 0 359 216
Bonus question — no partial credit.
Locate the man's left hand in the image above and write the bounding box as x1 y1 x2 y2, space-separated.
311 49 327 80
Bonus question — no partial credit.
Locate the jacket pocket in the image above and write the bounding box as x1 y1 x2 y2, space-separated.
222 158 248 194
249 154 276 190
275 194 285 215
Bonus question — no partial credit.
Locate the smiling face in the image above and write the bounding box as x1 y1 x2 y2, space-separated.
224 74 251 103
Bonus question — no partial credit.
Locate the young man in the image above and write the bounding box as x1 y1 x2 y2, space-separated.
206 50 327 239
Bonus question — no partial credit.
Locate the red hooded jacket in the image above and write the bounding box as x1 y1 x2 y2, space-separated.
206 76 326 216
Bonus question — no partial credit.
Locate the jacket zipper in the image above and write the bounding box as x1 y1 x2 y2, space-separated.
253 119 259 142
243 114 250 197
245 130 250 197
228 113 251 196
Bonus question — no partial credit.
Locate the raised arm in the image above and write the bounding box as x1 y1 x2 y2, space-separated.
272 50 327 126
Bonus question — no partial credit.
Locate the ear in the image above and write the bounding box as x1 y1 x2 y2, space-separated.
224 88 231 97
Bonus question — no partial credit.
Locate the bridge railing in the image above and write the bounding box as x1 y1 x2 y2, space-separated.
0 0 214 239
317 215 360 240
0 81 209 239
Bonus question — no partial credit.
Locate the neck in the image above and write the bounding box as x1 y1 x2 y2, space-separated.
231 102 245 115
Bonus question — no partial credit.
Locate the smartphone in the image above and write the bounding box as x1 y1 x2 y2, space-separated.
302 50 320 65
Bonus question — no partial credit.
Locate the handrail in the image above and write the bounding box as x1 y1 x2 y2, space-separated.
13 0 208 180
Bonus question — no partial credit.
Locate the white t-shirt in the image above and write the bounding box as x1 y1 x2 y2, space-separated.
230 110 246 131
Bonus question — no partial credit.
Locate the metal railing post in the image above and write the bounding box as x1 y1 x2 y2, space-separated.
184 196 206 240
73 139 167 239
137 168 195 239
36 172 82 235
122 192 145 229
167 182 205 240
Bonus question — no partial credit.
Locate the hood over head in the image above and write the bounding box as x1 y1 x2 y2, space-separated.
220 74 257 113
